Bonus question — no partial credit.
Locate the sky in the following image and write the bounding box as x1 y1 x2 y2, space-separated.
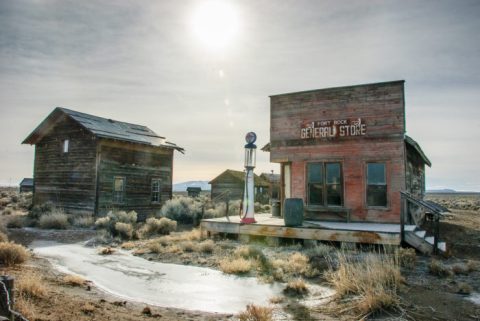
0 0 479 191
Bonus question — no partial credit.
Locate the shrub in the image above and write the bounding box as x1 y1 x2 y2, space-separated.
115 222 133 240
219 257 252 274
0 242 30 266
325 252 403 316
283 279 309 296
30 202 55 220
95 210 137 236
2 208 13 216
467 260 480 272
138 217 177 238
238 304 273 321
305 243 335 258
159 197 201 224
7 215 24 228
198 240 215 253
452 263 468 275
38 211 69 229
148 241 163 254
428 259 452 277
0 232 8 243
95 216 111 229
397 247 416 269
72 215 94 228
63 274 86 286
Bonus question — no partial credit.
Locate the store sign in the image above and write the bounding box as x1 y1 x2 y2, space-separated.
300 118 366 139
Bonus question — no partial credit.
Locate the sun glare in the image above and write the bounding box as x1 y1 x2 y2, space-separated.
191 1 240 52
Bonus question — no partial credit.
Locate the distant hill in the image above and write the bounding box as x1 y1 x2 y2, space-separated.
173 181 211 192
426 189 457 194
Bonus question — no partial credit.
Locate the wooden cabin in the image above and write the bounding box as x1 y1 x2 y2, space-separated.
209 169 270 203
265 80 431 223
186 187 202 197
19 178 34 193
259 173 280 201
22 107 184 219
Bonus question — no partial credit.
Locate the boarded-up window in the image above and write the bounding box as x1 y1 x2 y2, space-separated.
113 176 125 203
151 179 161 203
63 139 69 153
307 162 343 206
366 163 387 207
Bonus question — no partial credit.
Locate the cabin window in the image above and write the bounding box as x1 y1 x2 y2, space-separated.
151 179 161 203
63 139 69 153
307 162 343 206
366 163 387 207
113 176 125 203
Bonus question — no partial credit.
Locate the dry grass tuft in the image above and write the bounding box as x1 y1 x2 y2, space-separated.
457 282 472 295
38 211 69 229
98 247 116 255
284 279 309 296
121 241 136 250
0 242 30 266
428 259 452 277
17 273 48 299
238 304 273 321
198 239 215 253
6 215 24 228
397 247 416 269
325 252 403 317
15 296 37 320
467 260 480 272
219 257 252 274
81 302 95 314
269 296 284 304
63 274 86 287
180 241 197 252
452 263 469 275
0 231 8 243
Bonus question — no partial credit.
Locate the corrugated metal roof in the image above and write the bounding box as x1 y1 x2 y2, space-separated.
23 107 184 153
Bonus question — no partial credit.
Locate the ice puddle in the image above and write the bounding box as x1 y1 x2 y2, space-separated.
31 240 283 314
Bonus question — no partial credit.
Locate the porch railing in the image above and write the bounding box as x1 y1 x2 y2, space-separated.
400 191 444 254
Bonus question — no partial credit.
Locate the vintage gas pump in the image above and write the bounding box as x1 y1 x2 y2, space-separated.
240 132 257 224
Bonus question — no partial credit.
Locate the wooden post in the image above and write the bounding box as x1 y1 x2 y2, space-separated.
400 194 405 244
0 275 14 321
433 214 440 255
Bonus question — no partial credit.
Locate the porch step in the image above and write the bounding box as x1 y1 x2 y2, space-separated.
415 230 426 238
404 229 447 255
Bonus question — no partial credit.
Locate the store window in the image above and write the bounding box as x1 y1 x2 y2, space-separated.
366 163 387 207
307 162 343 206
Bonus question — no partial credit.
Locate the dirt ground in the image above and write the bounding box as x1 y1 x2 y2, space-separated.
0 191 479 321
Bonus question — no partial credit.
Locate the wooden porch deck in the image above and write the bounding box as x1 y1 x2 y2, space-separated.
201 214 415 245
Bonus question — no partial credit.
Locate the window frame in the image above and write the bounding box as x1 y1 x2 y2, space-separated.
365 162 388 208
151 178 161 204
62 139 69 154
113 176 126 204
306 161 344 207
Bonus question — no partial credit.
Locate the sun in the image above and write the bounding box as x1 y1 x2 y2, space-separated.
190 1 240 52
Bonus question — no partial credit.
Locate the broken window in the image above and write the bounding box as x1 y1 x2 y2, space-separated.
366 163 387 207
307 162 343 206
113 176 125 204
151 179 161 203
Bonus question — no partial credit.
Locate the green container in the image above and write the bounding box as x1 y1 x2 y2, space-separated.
283 198 304 227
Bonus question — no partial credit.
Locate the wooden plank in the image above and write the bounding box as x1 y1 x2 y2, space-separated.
201 219 400 245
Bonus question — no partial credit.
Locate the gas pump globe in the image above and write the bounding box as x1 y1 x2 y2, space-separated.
241 132 257 224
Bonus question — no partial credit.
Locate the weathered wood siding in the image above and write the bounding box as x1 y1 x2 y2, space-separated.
211 180 244 201
96 140 173 220
270 81 406 223
33 115 97 213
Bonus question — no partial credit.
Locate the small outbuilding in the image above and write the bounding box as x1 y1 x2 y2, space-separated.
19 178 34 193
259 172 280 201
209 169 270 203
186 187 202 198
22 107 184 219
